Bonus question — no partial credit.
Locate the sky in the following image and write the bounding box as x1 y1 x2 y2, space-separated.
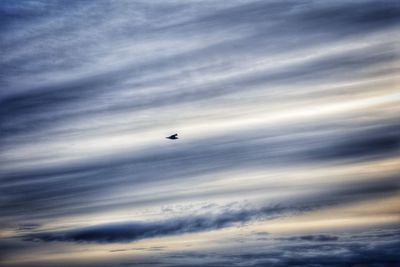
0 0 399 266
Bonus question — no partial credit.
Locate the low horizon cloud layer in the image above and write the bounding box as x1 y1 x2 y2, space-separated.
23 176 399 243
1 0 399 266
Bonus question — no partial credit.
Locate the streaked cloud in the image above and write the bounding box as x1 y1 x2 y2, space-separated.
0 0 399 266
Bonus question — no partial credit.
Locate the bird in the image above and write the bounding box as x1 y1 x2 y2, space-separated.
166 133 178 140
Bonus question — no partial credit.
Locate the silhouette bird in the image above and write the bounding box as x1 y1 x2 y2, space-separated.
166 133 178 140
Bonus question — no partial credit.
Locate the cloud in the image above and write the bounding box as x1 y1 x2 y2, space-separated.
17 223 41 231
309 124 400 161
277 234 339 242
23 205 286 243
1 0 398 139
1 121 399 225
227 241 400 267
161 227 400 267
0 1 399 265
23 176 399 243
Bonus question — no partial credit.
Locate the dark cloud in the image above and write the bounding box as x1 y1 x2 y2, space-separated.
23 205 286 243
21 176 399 244
291 1 400 32
167 0 400 36
17 223 41 231
277 234 339 242
161 228 400 267
309 124 400 161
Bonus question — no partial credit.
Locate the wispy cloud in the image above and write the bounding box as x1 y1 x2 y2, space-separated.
1 0 399 266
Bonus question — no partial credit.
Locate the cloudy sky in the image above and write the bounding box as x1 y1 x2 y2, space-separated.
1 0 399 266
